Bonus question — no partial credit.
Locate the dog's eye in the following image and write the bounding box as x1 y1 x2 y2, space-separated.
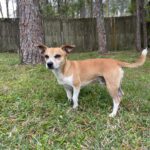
54 54 61 59
45 55 49 59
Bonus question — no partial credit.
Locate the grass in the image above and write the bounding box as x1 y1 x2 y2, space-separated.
0 51 150 149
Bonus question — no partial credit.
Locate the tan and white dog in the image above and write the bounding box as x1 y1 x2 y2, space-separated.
38 44 147 117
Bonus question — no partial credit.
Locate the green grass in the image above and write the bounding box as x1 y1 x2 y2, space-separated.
0 51 150 149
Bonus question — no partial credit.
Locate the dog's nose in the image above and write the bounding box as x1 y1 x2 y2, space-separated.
47 62 53 69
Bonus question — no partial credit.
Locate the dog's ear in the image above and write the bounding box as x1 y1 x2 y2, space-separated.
61 45 75 53
37 44 48 54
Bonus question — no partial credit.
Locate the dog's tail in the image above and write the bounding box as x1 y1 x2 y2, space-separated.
118 48 148 68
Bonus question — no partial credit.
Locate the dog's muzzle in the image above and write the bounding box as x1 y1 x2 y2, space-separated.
47 62 54 69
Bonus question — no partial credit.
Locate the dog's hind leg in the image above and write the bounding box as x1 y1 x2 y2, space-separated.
105 68 124 117
106 82 121 117
109 96 121 117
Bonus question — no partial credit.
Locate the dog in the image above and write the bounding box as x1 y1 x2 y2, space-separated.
38 44 147 117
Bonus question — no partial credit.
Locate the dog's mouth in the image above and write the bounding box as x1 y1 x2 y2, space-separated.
48 66 54 69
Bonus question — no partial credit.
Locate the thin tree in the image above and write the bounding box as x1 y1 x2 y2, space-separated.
18 0 44 64
0 2 4 18
57 0 61 15
16 0 19 18
141 0 147 48
94 0 107 53
6 0 9 18
12 0 16 18
136 0 142 51
136 0 147 51
89 0 93 17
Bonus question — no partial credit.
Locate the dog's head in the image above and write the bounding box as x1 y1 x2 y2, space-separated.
38 44 75 69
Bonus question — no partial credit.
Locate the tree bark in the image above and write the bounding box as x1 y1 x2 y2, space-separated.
18 0 44 64
136 0 141 51
95 0 107 53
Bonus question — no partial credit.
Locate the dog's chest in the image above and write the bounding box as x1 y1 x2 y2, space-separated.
52 70 73 86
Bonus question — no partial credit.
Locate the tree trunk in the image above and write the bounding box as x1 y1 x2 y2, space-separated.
136 0 147 51
141 0 147 48
57 0 61 15
18 0 44 64
0 2 4 18
90 0 93 17
12 0 16 18
16 0 19 18
95 0 107 53
6 0 9 18
136 0 141 51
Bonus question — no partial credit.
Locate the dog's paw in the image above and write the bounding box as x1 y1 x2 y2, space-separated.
109 113 116 117
72 104 78 109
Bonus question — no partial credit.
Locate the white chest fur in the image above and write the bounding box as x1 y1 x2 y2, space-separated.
52 70 73 86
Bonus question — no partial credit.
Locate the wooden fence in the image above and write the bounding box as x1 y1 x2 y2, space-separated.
0 16 136 52
0 19 19 52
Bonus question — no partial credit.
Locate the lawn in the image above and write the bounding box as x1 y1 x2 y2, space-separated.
0 51 150 149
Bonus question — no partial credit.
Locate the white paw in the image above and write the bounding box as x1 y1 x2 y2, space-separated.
109 113 116 117
73 104 78 109
142 48 148 56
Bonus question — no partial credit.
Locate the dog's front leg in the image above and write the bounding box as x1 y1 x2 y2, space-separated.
72 86 80 109
64 85 72 102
